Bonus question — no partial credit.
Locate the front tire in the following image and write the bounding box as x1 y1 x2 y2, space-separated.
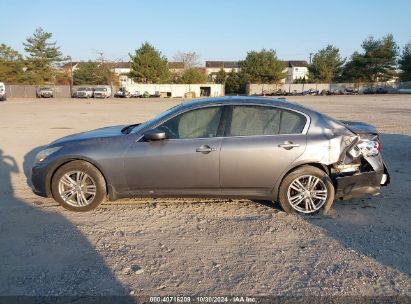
51 160 106 212
278 166 334 215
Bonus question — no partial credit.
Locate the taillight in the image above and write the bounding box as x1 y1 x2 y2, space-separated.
358 139 380 157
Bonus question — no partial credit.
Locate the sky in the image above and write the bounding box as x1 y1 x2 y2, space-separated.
1 0 410 63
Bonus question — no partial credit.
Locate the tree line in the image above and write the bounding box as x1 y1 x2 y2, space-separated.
0 28 118 86
0 28 410 93
218 34 410 93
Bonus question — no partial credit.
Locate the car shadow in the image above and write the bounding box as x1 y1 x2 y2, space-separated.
304 133 411 277
0 147 134 299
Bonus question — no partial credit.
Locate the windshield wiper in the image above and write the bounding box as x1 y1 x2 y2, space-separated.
121 123 141 134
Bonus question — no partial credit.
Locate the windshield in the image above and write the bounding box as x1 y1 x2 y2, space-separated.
130 104 184 134
41 87 51 90
95 88 107 91
78 87 87 91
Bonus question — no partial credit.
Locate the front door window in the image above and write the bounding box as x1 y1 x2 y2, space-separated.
157 107 223 139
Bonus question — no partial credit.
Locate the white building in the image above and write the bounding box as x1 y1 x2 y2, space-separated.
283 60 309 83
205 61 241 81
114 61 186 86
111 62 132 85
124 83 224 98
204 60 309 84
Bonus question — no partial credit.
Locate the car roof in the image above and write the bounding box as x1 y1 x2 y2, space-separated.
182 96 288 107
179 96 319 116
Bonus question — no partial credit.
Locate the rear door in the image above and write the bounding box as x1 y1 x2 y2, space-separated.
220 105 308 197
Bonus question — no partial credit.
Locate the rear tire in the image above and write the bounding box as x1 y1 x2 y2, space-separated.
278 166 334 215
51 160 106 212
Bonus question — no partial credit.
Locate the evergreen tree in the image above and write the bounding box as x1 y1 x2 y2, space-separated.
398 42 411 81
175 68 207 84
308 45 345 82
215 68 227 84
341 34 398 82
129 42 170 83
23 27 65 83
225 70 249 94
0 44 26 83
240 49 286 84
73 61 118 85
73 61 100 85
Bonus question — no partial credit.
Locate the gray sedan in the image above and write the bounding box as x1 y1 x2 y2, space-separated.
31 97 390 214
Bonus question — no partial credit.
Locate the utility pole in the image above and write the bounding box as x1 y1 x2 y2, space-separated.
68 56 73 96
309 53 313 64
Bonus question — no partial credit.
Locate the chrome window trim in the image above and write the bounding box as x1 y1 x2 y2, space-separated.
135 102 311 142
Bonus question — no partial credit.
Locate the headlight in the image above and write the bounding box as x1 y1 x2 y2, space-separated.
34 147 62 163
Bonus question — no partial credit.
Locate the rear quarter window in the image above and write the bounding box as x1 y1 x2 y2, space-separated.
279 109 306 134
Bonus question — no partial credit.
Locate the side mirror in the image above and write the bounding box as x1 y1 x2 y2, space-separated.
143 129 166 141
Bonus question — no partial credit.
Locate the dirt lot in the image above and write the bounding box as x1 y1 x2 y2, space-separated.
0 95 410 297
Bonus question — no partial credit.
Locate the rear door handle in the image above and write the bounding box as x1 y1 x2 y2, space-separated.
278 142 300 150
196 145 217 153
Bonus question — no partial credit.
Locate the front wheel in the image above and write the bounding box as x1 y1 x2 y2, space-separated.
278 166 334 215
51 160 107 211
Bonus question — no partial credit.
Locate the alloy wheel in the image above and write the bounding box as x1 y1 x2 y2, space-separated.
58 170 97 207
287 175 328 213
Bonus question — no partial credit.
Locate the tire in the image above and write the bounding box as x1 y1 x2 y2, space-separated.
51 160 107 212
278 166 334 215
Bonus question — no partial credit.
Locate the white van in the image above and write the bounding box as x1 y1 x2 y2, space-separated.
0 82 6 101
93 86 112 98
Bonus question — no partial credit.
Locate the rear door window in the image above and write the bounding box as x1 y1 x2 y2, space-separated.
228 105 306 136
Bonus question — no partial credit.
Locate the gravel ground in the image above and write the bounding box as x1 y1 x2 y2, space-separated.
0 95 410 297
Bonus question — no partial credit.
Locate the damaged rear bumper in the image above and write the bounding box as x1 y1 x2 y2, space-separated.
333 165 390 200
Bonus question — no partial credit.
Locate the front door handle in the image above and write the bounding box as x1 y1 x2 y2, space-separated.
196 145 217 153
278 141 300 150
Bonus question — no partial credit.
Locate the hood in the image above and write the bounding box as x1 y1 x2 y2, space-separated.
51 125 126 145
340 120 378 135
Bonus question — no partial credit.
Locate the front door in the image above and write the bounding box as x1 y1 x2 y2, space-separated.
124 106 224 196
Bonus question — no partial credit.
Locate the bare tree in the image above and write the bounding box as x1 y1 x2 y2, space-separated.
94 50 106 64
173 51 201 68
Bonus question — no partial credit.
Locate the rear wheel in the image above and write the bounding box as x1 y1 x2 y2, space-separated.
51 160 106 212
278 166 334 214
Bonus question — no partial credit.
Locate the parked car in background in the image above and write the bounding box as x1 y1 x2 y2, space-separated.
130 91 141 98
276 89 287 96
302 89 319 96
73 87 94 98
363 87 375 94
31 97 389 214
344 87 359 95
114 88 130 98
398 88 411 94
0 82 6 101
151 91 161 98
36 87 54 98
93 87 111 98
287 90 302 96
332 89 344 95
375 87 388 94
